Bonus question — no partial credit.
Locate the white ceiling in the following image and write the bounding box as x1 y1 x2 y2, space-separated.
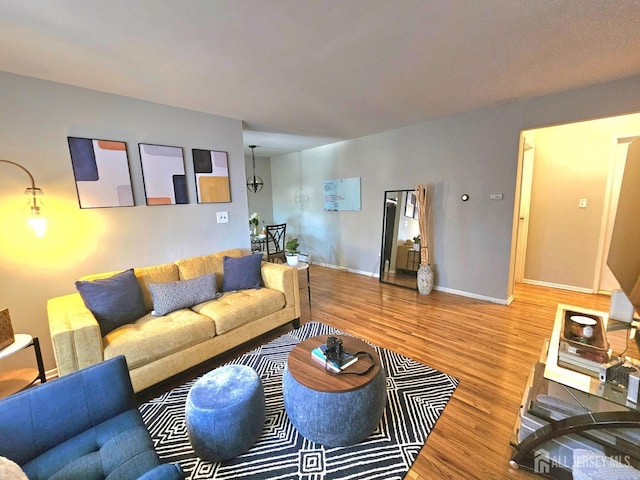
2 0 640 157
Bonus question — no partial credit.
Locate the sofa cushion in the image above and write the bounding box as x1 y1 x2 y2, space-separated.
134 263 181 312
149 274 220 316
75 269 147 336
194 288 284 334
22 410 161 480
176 249 243 290
222 254 263 292
103 310 216 369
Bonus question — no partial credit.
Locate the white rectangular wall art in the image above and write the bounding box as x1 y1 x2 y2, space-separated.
323 177 361 211
67 137 134 208
139 143 187 205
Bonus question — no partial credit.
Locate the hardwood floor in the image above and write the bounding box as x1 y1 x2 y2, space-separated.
138 265 613 479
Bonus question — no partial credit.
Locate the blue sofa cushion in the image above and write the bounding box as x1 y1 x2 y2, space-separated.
38 424 160 480
76 269 147 335
0 357 136 466
23 411 158 480
0 357 183 480
222 254 262 291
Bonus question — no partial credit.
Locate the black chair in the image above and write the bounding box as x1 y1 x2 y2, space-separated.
265 223 286 263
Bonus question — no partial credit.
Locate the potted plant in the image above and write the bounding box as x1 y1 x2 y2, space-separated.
285 238 300 266
412 235 421 251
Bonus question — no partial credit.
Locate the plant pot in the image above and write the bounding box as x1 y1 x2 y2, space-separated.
286 253 299 266
412 243 420 251
417 264 433 295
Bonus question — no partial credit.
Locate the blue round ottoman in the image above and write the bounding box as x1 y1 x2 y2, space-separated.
185 365 265 461
283 335 387 447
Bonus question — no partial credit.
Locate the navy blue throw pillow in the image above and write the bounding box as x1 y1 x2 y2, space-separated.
222 254 263 292
76 268 147 336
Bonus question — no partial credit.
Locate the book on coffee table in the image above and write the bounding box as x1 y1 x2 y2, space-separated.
311 345 358 372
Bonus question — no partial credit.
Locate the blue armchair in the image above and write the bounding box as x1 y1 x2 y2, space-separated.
0 355 183 480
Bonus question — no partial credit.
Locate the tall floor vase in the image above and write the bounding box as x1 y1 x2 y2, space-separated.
417 264 434 295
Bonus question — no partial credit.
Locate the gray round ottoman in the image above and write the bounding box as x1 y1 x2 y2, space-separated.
185 365 265 461
283 335 387 447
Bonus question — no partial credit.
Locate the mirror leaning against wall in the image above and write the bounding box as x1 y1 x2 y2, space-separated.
380 190 422 290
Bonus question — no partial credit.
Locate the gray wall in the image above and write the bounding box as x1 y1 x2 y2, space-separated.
0 72 248 371
270 75 640 303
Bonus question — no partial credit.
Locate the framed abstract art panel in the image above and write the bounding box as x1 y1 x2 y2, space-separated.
138 143 187 205
67 137 134 208
192 149 231 203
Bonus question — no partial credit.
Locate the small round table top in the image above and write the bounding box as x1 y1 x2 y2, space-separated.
0 334 32 360
287 335 380 393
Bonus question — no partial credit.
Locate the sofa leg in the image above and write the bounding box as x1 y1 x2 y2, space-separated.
292 318 300 329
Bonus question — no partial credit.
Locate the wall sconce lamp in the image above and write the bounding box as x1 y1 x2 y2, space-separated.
0 159 46 237
246 145 264 193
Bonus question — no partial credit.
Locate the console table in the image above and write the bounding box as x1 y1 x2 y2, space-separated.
510 304 640 478
0 334 47 398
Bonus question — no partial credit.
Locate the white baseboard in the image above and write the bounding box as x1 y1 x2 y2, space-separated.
432 285 510 305
521 278 593 294
313 262 378 278
316 262 510 305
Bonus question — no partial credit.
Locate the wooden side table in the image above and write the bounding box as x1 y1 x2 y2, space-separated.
0 334 46 398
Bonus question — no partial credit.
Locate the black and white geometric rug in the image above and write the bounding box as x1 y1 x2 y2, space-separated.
139 321 458 479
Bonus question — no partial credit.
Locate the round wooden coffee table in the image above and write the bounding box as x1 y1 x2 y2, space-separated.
283 334 386 446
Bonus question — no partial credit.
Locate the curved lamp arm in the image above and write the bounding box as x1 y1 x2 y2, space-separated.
0 159 46 237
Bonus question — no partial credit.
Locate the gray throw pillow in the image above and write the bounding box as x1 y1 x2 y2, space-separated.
222 254 263 292
149 274 219 316
75 268 147 336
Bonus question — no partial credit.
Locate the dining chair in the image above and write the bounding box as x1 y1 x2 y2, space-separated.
265 223 286 263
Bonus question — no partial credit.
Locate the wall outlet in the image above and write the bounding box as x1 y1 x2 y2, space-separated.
579 198 587 208
490 193 503 200
216 211 229 223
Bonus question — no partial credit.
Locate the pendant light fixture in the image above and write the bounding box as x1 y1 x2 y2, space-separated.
246 145 264 193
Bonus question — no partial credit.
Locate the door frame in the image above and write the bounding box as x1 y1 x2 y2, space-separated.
514 137 534 283
593 136 639 293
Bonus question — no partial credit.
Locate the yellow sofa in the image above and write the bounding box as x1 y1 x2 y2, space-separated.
47 249 300 392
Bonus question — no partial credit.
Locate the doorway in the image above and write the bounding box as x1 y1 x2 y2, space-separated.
512 113 640 296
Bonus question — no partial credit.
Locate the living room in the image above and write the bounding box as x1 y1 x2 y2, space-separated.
3 67 640 373
1 2 640 478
